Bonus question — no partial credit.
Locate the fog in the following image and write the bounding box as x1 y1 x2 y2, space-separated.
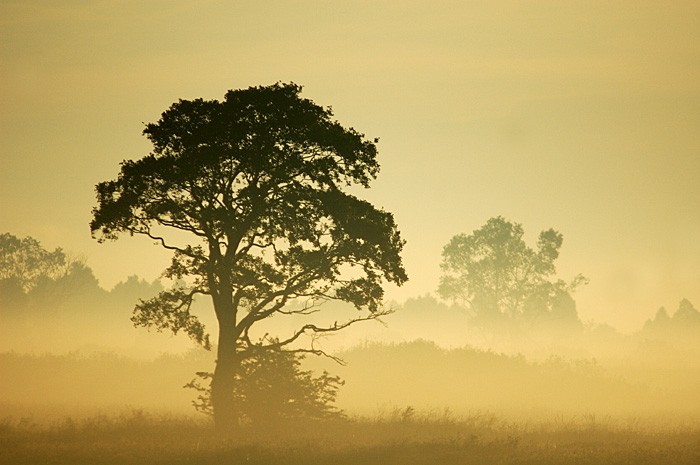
2 2 700 462
3 229 700 465
3 1 700 334
3 262 700 423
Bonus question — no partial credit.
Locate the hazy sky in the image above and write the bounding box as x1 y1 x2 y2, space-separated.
1 0 698 332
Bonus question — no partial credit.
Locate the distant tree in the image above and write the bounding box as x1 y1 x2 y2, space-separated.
437 217 586 335
643 307 671 334
0 232 89 309
91 83 407 433
1 233 70 292
643 299 700 340
110 275 165 303
672 299 700 327
185 349 344 428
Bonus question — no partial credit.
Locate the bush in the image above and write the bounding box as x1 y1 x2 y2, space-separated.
185 350 344 428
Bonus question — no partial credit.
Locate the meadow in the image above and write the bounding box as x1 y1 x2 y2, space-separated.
3 409 700 465
2 341 700 464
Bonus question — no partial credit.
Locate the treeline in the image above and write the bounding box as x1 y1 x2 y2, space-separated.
642 298 700 341
2 231 700 361
0 233 184 355
375 294 700 362
3 230 700 422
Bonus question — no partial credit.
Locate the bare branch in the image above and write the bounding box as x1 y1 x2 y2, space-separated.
142 229 194 256
262 306 394 350
281 347 347 365
276 298 325 316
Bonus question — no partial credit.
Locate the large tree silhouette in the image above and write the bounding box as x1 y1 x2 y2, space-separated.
91 83 407 432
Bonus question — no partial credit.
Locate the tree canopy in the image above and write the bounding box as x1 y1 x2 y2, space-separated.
643 298 700 340
91 82 407 431
438 217 586 333
1 233 73 293
0 232 93 308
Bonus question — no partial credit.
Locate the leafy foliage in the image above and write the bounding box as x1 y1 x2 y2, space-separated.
1 233 72 293
90 83 407 428
185 349 344 427
91 83 407 347
131 286 211 349
438 217 586 333
0 232 91 309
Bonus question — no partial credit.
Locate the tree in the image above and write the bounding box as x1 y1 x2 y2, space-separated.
185 349 344 429
0 232 89 309
0 233 107 352
437 217 586 336
90 83 407 432
643 299 700 341
672 298 700 328
1 233 70 293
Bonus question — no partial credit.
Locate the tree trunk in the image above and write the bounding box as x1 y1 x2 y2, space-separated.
211 315 240 434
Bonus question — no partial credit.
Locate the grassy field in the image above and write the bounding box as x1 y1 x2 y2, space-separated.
2 409 700 465
3 345 700 464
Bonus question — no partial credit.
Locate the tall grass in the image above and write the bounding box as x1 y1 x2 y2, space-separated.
2 409 699 465
3 343 700 463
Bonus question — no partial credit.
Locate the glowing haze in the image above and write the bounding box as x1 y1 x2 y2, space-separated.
1 0 698 332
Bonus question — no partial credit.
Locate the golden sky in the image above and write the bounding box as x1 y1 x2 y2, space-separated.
1 0 699 332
